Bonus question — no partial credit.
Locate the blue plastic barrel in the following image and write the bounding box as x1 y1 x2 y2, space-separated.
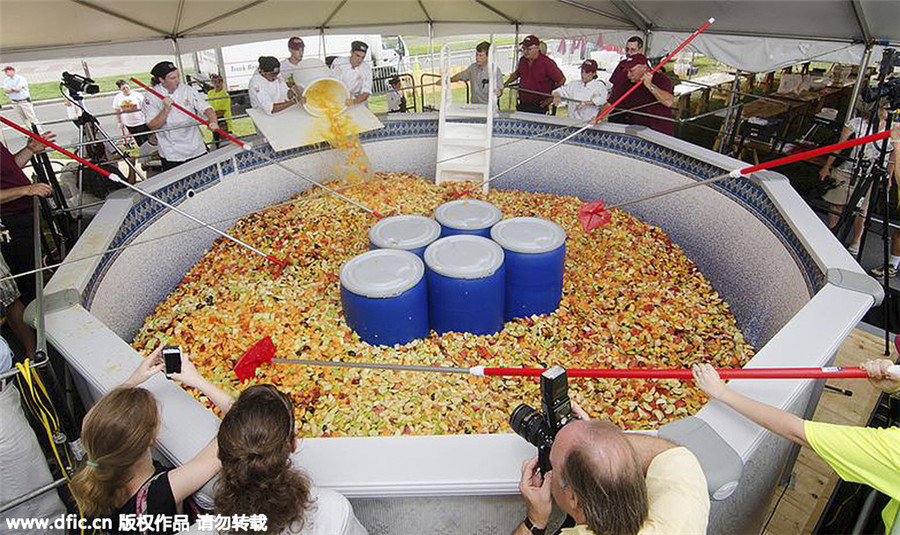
424 235 506 335
434 199 502 238
340 249 429 346
368 215 441 259
490 217 566 319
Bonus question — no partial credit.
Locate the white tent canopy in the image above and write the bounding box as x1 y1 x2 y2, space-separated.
1 1 898 72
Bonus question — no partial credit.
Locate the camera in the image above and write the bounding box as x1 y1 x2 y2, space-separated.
61 72 100 95
861 48 900 109
161 345 182 376
509 365 575 474
861 78 900 109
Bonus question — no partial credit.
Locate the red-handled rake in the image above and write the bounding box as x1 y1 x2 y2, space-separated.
0 116 288 275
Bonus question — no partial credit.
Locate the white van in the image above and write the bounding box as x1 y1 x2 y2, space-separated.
197 34 410 93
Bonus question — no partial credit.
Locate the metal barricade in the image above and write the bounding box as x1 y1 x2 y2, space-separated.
372 72 418 113
418 73 469 112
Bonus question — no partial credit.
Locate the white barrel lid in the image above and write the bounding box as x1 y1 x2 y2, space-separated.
434 199 503 230
424 235 505 279
340 249 424 298
490 217 567 254
368 215 442 250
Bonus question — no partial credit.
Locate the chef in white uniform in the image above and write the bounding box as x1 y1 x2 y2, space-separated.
552 59 610 122
143 61 218 171
330 41 373 107
248 56 299 115
280 36 332 91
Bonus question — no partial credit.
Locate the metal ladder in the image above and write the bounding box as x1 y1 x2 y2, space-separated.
435 42 496 195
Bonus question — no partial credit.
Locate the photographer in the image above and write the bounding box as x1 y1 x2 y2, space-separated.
818 99 894 258
692 361 900 534
71 347 233 534
514 402 709 535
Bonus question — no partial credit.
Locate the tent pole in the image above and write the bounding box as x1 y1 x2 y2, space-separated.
215 47 227 84
509 22 519 110
172 39 186 82
428 21 435 110
320 27 327 60
719 69 742 154
842 44 873 127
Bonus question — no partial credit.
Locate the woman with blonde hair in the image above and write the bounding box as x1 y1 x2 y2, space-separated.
71 347 233 534
196 384 366 535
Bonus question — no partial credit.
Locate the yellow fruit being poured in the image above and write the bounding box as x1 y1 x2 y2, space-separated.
305 78 372 185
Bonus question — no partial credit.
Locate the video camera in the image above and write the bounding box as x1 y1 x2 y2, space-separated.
61 71 100 95
861 48 900 109
509 365 575 474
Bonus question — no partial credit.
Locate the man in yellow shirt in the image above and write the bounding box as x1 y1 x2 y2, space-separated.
514 403 709 535
694 359 900 534
206 74 232 148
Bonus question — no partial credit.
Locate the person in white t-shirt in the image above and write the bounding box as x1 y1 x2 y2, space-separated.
181 385 367 535
142 61 217 171
113 79 151 146
386 76 408 113
552 60 609 122
280 36 332 93
818 99 894 258
248 56 299 115
331 41 373 107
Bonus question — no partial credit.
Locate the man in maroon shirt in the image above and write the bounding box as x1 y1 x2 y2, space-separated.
1 135 54 310
506 35 566 114
613 54 675 136
608 36 644 123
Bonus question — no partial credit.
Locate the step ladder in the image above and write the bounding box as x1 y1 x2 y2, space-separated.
435 42 497 195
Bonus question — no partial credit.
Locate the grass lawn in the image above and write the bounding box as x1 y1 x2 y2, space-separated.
404 37 517 57
1 70 198 104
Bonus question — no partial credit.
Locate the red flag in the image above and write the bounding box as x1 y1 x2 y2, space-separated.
557 39 567 55
234 336 276 381
577 201 612 232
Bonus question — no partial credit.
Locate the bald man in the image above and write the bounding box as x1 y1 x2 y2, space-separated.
514 407 709 535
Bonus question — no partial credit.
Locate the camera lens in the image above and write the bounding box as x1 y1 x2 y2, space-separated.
510 403 552 448
510 403 536 432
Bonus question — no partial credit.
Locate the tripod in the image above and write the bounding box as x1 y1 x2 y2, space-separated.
63 86 146 236
834 105 895 355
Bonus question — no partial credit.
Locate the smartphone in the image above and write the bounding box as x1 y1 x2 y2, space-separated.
162 345 182 376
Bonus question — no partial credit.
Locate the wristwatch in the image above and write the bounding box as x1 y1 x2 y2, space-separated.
524 516 546 535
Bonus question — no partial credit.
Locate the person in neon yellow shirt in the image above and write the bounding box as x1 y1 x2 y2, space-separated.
206 74 233 148
693 359 900 534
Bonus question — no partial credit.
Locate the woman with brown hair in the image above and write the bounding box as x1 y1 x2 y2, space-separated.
71 346 234 534
202 384 366 535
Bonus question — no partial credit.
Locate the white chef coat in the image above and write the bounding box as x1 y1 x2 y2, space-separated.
248 71 291 115
142 82 212 162
553 78 609 122
330 57 373 100
280 57 332 90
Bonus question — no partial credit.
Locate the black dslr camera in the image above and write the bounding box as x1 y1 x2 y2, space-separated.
509 365 575 474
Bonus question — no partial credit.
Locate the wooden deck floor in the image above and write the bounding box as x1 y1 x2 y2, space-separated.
762 328 888 535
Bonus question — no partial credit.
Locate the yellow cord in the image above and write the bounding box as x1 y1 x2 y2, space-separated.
14 358 86 533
